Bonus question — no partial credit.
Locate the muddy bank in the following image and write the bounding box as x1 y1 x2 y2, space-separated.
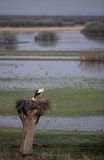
0 115 104 131
0 26 84 33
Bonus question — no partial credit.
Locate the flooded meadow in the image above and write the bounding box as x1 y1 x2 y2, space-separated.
0 59 104 89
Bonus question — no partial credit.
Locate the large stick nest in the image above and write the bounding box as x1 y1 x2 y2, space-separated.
16 99 50 116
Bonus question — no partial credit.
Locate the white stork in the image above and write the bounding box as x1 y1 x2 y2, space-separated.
32 88 44 100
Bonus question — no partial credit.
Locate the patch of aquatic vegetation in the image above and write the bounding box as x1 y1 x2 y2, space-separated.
0 62 19 68
0 75 103 90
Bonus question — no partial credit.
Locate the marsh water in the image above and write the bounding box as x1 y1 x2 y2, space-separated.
0 59 104 89
0 32 104 51
0 115 104 131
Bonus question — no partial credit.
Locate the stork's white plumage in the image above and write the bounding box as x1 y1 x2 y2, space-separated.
32 88 44 99
36 88 44 94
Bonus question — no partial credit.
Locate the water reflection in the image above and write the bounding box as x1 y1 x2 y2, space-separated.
0 32 18 50
34 32 58 47
79 61 104 72
83 34 104 44
0 43 17 51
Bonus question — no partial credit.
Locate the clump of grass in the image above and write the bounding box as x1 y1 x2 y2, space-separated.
0 32 18 44
35 32 58 46
81 22 104 37
35 32 58 41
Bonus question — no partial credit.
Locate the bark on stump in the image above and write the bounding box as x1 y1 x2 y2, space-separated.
16 99 49 155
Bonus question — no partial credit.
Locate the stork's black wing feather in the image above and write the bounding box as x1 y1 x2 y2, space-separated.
34 90 41 98
34 90 38 97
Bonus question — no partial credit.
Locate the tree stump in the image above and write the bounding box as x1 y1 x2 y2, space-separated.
16 99 49 155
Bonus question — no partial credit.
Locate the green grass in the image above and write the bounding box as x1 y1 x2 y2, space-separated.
0 50 104 57
0 127 104 160
0 51 104 61
0 88 104 116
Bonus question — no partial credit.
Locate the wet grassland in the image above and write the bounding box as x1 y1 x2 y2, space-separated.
0 50 104 57
0 127 104 160
0 88 104 117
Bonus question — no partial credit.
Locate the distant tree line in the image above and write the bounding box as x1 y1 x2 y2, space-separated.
0 15 104 27
0 20 64 27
